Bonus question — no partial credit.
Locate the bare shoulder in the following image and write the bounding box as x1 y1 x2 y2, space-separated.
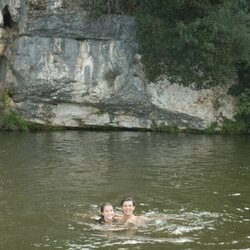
136 215 150 223
125 215 149 225
114 215 124 223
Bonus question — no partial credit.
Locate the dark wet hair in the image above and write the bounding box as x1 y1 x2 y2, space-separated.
98 203 113 224
120 197 136 207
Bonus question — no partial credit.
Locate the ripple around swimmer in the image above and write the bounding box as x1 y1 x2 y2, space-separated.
65 235 195 249
66 210 222 249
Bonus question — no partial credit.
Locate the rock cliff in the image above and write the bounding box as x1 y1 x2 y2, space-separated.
0 0 237 130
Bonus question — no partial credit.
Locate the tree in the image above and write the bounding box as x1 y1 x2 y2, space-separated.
136 0 250 88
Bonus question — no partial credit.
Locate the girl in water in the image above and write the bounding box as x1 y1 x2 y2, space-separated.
98 203 115 225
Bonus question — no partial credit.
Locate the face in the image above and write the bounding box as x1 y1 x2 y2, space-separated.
102 205 114 222
122 200 135 216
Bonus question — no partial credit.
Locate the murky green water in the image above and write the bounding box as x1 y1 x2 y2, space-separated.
0 131 249 249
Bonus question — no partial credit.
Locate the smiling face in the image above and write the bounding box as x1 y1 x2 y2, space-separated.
122 200 135 217
102 204 115 223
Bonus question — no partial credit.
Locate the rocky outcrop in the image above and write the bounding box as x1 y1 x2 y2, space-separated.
0 27 7 55
0 0 237 130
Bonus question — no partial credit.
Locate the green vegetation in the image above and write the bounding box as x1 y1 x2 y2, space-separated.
221 88 250 134
204 122 219 134
84 0 139 17
135 0 250 133
151 121 179 132
237 88 250 123
136 0 250 88
221 119 248 134
0 91 28 132
204 89 250 134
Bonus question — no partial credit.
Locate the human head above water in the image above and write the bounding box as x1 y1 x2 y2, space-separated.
100 203 113 213
120 197 136 207
99 203 114 224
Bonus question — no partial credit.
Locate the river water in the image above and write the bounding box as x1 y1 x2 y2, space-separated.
0 131 249 249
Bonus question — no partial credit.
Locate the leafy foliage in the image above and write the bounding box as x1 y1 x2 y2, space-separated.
235 88 250 131
136 0 250 88
85 0 140 17
237 89 250 116
219 88 250 134
221 118 248 134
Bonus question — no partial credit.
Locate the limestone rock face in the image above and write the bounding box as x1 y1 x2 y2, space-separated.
0 0 237 130
0 28 7 55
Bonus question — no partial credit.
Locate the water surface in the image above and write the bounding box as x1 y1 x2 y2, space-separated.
0 131 249 249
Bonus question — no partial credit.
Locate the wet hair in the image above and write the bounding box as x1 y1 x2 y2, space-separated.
120 197 136 207
98 203 113 224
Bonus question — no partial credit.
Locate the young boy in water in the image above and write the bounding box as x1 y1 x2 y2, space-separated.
115 197 148 225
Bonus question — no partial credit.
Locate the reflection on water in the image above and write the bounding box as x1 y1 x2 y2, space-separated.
0 131 249 249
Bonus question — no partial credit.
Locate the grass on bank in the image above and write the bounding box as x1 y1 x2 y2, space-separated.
0 91 28 132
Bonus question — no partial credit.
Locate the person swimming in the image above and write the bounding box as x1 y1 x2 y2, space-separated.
115 197 149 225
98 203 115 225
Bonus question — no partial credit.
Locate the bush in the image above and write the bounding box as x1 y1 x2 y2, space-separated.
0 91 28 132
87 0 139 17
136 0 250 88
